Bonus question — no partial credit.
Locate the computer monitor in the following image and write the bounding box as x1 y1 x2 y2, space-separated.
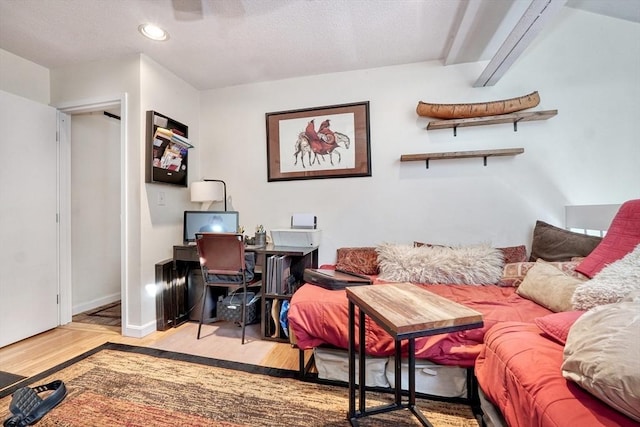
183 211 239 243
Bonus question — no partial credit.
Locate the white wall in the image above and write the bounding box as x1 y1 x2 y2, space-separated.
50 55 145 334
199 8 640 266
0 49 49 104
50 54 201 335
139 55 201 325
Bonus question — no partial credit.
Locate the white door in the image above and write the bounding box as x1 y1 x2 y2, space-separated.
0 90 58 347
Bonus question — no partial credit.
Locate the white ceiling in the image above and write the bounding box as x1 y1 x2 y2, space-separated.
0 0 638 91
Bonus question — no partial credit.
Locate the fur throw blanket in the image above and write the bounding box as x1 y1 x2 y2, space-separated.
376 243 503 285
572 244 640 310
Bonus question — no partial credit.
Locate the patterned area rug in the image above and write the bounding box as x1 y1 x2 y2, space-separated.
0 343 479 426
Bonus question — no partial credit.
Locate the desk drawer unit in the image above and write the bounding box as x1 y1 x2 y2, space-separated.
174 245 200 262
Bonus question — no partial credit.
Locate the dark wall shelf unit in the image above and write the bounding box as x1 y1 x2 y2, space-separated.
145 110 191 187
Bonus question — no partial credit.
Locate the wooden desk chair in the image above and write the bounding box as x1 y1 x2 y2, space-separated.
195 232 251 344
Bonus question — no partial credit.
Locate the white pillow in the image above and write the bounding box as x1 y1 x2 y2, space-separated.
562 301 640 422
572 244 640 310
376 243 503 285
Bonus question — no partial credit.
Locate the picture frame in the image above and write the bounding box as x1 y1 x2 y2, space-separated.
265 101 371 182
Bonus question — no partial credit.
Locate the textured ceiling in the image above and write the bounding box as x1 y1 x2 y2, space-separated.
0 0 638 91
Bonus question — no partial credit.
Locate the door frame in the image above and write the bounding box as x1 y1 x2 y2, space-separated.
57 93 128 334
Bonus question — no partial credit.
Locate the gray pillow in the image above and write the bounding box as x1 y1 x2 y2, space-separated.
530 220 601 262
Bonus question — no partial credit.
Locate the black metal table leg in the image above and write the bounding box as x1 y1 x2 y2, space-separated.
408 338 433 426
394 338 402 406
358 306 366 415
348 300 356 422
409 338 416 407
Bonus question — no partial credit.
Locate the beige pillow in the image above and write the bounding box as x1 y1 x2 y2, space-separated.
515 262 585 312
562 301 640 422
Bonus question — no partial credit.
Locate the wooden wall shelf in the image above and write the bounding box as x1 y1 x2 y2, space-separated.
400 148 524 168
426 110 557 136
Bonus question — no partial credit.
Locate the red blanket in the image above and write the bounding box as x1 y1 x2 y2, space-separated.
475 322 636 426
288 278 551 367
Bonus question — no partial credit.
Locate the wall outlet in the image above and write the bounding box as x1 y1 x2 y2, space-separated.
157 191 166 206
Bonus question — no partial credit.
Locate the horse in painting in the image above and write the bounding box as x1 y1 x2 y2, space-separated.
293 131 350 168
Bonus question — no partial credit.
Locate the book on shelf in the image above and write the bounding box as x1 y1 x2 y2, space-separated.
154 126 193 149
154 127 173 141
274 255 282 294
284 275 297 295
266 256 274 294
171 132 193 148
266 254 294 295
281 256 292 294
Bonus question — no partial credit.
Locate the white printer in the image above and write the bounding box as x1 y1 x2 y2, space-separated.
270 213 321 247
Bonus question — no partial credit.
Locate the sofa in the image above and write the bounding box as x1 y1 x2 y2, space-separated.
288 199 640 425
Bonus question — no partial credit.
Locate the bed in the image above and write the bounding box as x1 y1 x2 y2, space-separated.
288 239 592 397
290 278 552 367
289 276 553 398
288 202 632 405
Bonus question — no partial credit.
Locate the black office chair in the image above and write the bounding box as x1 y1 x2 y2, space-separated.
195 232 251 344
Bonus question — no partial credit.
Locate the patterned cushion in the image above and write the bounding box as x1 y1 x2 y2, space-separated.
499 260 587 287
575 199 640 278
498 245 527 264
335 247 379 275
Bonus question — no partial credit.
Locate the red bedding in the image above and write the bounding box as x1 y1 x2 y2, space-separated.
288 277 552 367
475 322 635 427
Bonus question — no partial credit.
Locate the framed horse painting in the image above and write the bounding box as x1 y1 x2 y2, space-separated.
265 101 371 182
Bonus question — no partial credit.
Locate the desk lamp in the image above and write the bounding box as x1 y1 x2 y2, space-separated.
190 179 227 210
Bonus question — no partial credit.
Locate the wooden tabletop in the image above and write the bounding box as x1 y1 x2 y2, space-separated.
346 283 483 338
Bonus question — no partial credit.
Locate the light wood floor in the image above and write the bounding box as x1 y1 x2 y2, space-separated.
0 321 309 381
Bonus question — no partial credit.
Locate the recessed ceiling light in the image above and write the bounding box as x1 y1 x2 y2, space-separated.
138 23 169 41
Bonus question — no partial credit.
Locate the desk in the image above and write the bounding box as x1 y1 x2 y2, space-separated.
156 243 318 333
155 244 265 330
346 283 483 426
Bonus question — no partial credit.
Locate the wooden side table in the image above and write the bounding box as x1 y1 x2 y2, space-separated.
346 283 483 426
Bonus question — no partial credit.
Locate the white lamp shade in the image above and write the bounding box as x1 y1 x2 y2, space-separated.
190 181 223 202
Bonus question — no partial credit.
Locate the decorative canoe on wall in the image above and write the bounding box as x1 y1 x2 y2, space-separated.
416 91 540 119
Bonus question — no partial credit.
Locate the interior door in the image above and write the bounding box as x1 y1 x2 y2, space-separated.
0 90 58 348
